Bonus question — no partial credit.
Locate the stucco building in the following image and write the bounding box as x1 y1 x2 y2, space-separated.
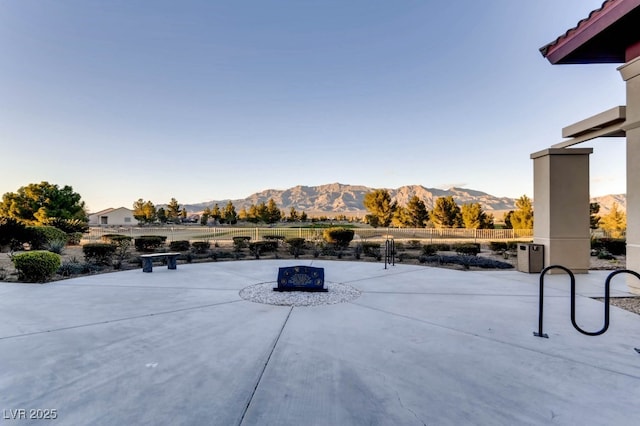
537 0 640 293
88 207 135 226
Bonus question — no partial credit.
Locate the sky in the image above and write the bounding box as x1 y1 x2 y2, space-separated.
0 0 628 213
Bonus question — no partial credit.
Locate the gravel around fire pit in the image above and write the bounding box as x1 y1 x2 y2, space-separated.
240 282 361 306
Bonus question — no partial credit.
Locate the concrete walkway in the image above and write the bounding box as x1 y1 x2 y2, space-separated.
1 260 639 425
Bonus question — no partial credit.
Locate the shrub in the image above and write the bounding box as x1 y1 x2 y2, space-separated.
285 238 306 258
169 240 191 251
597 250 615 260
44 238 67 254
263 235 285 242
58 257 97 277
419 254 513 269
453 243 481 256
407 240 422 250
12 251 61 282
66 232 84 245
432 243 451 252
233 236 251 251
322 227 354 248
592 238 626 256
101 233 128 243
422 244 438 256
44 218 89 234
83 243 116 265
108 236 133 269
25 226 68 250
134 235 167 252
361 242 381 257
249 241 278 258
192 241 211 254
489 241 508 253
0 217 27 249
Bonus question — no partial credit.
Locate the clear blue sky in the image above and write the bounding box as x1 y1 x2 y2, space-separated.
0 0 627 212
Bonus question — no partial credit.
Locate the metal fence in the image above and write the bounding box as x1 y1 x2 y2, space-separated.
83 226 535 245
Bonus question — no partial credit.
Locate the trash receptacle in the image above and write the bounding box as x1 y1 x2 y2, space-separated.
517 244 544 273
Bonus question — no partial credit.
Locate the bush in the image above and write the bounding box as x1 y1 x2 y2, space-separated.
592 238 626 256
233 236 251 251
453 243 481 256
66 232 84 245
422 244 438 256
25 226 68 250
44 238 67 254
407 240 422 250
489 241 508 253
192 241 211 254
108 235 133 269
263 235 285 242
44 217 89 234
322 228 354 248
0 217 27 249
58 258 98 277
169 240 191 251
83 243 116 265
597 250 616 260
101 233 128 243
12 251 61 282
134 235 167 252
249 241 278 258
361 242 381 257
419 254 513 270
285 238 306 258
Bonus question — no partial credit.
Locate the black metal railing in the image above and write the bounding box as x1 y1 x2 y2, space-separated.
534 266 640 347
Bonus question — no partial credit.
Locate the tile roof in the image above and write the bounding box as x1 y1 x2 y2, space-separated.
540 0 640 64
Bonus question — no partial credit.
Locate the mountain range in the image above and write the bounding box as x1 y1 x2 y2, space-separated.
179 183 626 218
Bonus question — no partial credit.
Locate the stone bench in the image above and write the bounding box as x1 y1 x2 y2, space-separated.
140 252 181 273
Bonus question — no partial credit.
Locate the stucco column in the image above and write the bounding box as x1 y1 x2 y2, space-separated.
619 57 640 294
531 148 593 273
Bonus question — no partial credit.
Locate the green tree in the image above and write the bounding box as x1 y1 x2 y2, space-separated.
166 198 181 223
133 199 157 224
460 203 494 229
590 202 601 229
405 196 429 228
211 204 222 223
255 201 269 223
237 207 248 222
391 206 413 228
363 189 397 228
288 207 299 222
503 211 513 229
0 181 87 225
266 199 282 224
200 207 211 225
156 207 166 224
223 201 237 225
599 202 626 238
246 204 260 224
430 196 462 228
300 211 308 222
511 195 534 229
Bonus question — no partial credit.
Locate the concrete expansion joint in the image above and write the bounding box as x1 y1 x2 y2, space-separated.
239 306 293 425
0 299 245 341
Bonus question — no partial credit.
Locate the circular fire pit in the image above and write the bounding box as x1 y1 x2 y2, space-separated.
239 282 361 307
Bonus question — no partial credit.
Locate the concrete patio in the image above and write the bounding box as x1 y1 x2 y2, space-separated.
1 260 639 425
